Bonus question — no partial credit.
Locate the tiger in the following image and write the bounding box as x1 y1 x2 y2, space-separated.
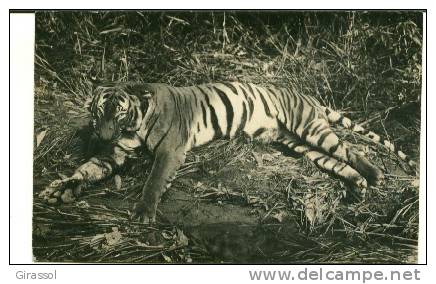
38 81 417 223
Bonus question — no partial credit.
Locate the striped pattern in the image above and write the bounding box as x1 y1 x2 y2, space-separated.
87 82 415 192
41 81 416 222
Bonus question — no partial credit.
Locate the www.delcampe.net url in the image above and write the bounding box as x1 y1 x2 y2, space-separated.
248 268 421 282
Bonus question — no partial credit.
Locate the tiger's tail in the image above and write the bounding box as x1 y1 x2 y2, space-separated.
322 107 417 169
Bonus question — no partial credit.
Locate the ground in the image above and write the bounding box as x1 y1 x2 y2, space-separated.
33 83 419 263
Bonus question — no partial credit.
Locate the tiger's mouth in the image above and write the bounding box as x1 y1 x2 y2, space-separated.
97 130 123 142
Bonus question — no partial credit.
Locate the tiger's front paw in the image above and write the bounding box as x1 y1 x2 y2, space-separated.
38 174 84 204
131 201 156 225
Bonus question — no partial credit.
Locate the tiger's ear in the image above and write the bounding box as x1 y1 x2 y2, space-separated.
123 82 154 99
129 95 142 107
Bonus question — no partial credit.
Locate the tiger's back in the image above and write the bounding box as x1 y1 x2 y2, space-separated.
143 82 325 152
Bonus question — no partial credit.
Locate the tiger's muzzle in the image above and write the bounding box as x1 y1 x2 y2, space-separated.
96 119 121 142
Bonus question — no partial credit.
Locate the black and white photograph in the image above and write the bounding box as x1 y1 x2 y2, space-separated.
30 10 423 264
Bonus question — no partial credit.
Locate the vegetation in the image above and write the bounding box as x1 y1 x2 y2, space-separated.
34 11 422 263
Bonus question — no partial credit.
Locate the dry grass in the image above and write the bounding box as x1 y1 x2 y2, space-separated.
33 11 422 263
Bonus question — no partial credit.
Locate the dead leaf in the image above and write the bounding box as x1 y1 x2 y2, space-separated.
262 153 275 162
304 194 317 226
272 210 287 223
114 175 122 190
76 200 90 209
103 227 122 249
194 181 204 189
176 228 189 247
63 101 75 107
162 253 172 263
411 179 420 188
305 206 316 225
36 130 47 148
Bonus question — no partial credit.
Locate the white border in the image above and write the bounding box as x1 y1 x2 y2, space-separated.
5 2 433 283
10 13 35 265
418 11 427 265
2 0 433 10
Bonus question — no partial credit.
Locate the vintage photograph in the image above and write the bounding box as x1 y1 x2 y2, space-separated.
33 10 422 263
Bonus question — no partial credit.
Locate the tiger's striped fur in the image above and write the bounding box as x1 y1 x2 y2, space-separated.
39 82 416 223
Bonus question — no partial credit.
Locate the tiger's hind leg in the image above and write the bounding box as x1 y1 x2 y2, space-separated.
277 130 368 198
298 118 384 186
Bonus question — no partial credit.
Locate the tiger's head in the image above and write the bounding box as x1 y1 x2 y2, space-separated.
87 84 148 142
